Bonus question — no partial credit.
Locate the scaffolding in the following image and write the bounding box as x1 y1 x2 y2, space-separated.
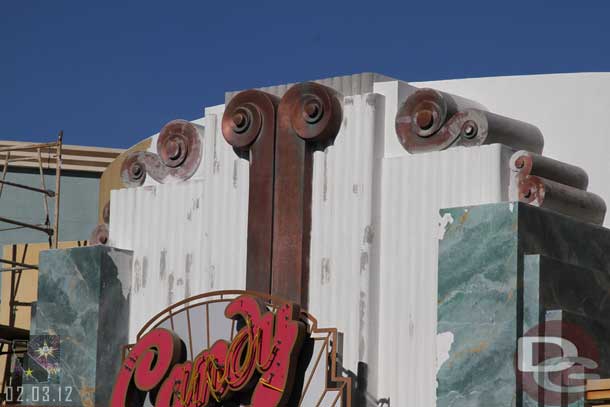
0 132 63 399
0 133 63 247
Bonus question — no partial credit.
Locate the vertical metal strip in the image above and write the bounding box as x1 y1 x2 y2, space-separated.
53 131 62 248
272 82 342 306
37 149 50 227
0 343 5 396
185 307 194 359
205 303 210 349
9 245 16 327
222 91 279 294
0 152 10 199
298 336 329 405
272 121 308 305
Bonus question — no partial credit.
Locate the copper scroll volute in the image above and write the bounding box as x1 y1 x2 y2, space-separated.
121 152 148 187
273 82 343 306
90 202 111 245
157 119 202 176
517 176 606 225
452 110 544 153
121 120 203 187
89 223 109 245
222 90 279 150
280 81 343 144
395 87 544 154
102 202 110 224
222 90 280 295
509 149 605 224
395 88 483 153
510 150 589 191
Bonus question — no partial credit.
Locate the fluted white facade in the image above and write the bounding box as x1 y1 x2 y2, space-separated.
108 73 610 406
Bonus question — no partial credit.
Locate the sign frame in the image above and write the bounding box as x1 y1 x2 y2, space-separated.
117 290 351 407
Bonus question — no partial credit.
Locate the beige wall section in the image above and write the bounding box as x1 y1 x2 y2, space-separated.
0 241 85 388
97 138 151 223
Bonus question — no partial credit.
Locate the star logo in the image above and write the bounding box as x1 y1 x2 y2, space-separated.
35 341 55 360
24 368 33 378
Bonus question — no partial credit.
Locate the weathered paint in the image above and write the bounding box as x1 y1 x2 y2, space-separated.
108 73 610 405
109 110 249 341
376 144 511 406
308 93 383 390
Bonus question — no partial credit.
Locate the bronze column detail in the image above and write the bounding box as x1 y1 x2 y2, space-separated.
222 82 342 307
272 82 342 306
222 90 280 294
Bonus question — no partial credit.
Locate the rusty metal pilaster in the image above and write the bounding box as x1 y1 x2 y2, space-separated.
272 82 342 306
222 90 280 295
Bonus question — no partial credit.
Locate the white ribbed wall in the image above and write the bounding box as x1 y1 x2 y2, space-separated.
109 105 250 341
308 93 383 385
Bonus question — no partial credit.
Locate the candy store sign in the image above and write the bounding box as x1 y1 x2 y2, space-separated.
110 295 306 407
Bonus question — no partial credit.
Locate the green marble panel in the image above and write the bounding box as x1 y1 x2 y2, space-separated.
437 202 610 407
437 203 519 406
23 245 132 407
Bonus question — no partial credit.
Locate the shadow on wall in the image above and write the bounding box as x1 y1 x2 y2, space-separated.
344 362 391 407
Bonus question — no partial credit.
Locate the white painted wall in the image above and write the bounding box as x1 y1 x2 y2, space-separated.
308 93 384 392
109 105 250 341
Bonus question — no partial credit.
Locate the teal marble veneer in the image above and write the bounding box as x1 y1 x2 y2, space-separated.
25 246 132 407
437 202 610 407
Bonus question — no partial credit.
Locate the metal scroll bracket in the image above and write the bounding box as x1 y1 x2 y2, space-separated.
222 82 343 307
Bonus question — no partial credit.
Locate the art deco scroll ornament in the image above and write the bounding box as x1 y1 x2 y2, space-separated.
509 150 607 224
89 202 110 245
121 119 203 187
272 82 342 306
89 223 109 245
221 82 343 306
395 88 544 154
222 90 279 295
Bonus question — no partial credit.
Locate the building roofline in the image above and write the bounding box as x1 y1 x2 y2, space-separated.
0 140 124 173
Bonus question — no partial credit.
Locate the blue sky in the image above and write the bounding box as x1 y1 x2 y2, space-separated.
2 1 609 149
